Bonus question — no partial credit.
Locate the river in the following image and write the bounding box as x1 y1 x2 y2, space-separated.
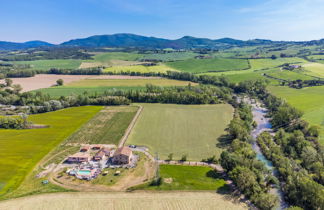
247 99 288 210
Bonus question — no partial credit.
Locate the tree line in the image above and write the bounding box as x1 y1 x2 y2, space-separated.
220 102 279 210
238 79 324 209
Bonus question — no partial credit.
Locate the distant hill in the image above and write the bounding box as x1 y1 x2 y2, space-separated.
0 40 53 50
0 33 321 50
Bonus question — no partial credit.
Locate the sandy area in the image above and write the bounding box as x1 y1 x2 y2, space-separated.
0 74 162 92
0 192 248 210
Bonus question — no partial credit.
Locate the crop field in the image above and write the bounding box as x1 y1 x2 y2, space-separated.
141 52 198 61
302 62 324 78
0 106 102 196
248 57 307 70
104 64 177 73
66 106 138 145
137 165 229 191
127 104 234 160
66 78 197 87
307 54 324 60
265 69 315 81
166 58 249 73
0 192 248 210
268 85 324 144
13 59 82 71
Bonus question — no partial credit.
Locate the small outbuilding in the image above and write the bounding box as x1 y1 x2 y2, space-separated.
93 150 105 161
67 153 90 163
112 147 133 165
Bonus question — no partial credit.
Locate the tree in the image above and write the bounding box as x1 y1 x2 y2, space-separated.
180 154 187 162
271 54 277 60
167 153 173 161
56 79 64 86
5 78 13 87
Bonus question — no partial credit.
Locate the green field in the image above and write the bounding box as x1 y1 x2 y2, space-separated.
66 79 197 87
13 59 82 71
104 64 177 74
268 85 324 144
166 58 249 73
302 62 324 78
135 165 229 191
0 106 102 196
66 106 138 145
141 52 198 61
92 52 141 63
249 57 307 70
127 104 233 160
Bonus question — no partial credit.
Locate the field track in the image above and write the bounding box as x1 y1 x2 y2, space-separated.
0 192 248 210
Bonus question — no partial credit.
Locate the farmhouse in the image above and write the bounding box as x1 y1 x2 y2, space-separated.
112 147 133 165
67 153 90 163
93 150 105 161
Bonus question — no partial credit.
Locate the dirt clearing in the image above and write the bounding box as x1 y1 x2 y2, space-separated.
0 192 248 210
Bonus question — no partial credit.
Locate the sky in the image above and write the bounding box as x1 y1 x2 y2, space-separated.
1 0 324 43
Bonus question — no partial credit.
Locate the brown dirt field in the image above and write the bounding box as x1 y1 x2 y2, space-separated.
0 75 163 92
0 192 248 210
0 74 96 92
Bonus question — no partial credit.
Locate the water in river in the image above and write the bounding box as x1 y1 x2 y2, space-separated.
250 102 288 210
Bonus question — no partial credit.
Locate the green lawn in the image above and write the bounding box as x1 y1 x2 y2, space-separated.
166 58 249 73
66 79 197 87
0 106 102 196
135 165 229 191
13 59 82 71
127 104 233 160
249 57 307 70
268 85 324 144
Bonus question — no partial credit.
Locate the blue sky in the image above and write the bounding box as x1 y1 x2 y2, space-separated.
1 0 324 43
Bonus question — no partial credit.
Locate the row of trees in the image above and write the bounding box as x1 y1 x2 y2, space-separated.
220 102 279 210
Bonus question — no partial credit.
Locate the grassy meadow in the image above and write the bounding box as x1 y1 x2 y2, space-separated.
127 103 233 160
104 64 177 74
302 62 324 78
13 59 82 71
0 106 102 196
141 52 198 61
135 165 229 191
268 85 324 144
166 58 249 73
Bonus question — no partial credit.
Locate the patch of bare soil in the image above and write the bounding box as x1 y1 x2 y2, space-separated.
0 74 97 92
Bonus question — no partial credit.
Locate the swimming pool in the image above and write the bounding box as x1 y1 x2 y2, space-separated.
77 170 91 176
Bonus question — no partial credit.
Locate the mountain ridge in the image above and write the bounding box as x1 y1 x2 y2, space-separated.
1 33 323 50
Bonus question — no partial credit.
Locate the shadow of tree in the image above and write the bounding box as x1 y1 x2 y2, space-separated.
216 134 232 148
